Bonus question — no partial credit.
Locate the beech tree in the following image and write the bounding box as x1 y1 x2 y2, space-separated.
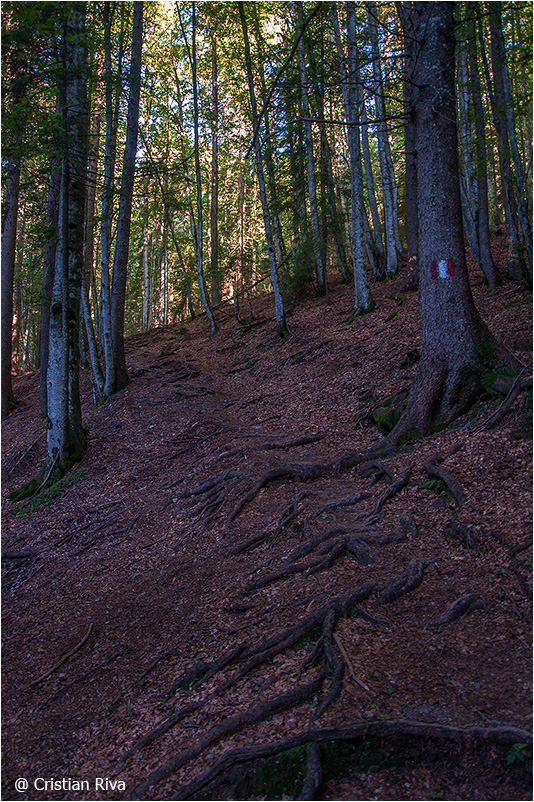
35 3 89 493
390 2 518 442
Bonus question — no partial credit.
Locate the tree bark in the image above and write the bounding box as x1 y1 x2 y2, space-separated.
489 3 532 279
109 1 143 391
210 29 221 307
396 1 418 289
100 2 126 398
39 165 61 417
345 3 374 315
191 2 216 335
1 144 21 418
81 106 104 400
479 6 526 280
239 3 288 337
466 4 499 288
390 2 517 443
367 2 398 276
46 3 88 474
297 4 326 295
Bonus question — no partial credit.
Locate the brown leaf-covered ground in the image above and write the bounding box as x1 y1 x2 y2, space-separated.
2 246 532 801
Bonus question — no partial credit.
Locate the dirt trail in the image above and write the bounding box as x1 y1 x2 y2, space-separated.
2 260 532 800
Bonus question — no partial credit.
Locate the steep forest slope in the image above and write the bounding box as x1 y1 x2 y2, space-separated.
2 254 532 801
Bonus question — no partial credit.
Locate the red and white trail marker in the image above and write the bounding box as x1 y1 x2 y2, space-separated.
431 258 455 279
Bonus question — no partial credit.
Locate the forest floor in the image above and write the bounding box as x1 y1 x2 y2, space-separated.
2 243 533 802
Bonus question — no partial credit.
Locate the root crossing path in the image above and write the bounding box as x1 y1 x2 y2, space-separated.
2 272 531 800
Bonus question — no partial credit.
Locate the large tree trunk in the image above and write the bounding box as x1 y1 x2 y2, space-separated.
46 3 88 476
109 0 143 391
390 2 516 443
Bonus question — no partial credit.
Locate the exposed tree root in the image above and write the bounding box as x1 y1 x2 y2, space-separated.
226 463 332 525
29 623 94 688
377 558 435 604
444 517 475 548
170 720 532 801
34 649 125 713
118 587 377 784
423 449 466 507
313 490 371 518
361 460 396 485
365 464 413 525
297 742 323 800
219 435 324 462
474 372 532 432
433 593 487 626
172 384 215 398
225 491 311 557
177 468 251 527
226 445 396 527
126 673 326 800
354 386 410 430
242 532 379 595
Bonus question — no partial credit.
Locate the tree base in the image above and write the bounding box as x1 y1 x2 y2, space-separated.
387 326 522 446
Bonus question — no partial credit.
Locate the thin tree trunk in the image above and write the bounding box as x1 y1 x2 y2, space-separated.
142 177 150 330
489 2 532 278
478 6 526 280
345 3 374 315
297 4 325 295
210 29 221 307
367 2 397 276
396 0 419 289
321 117 350 282
82 106 104 399
457 41 482 269
159 217 168 327
359 80 385 278
39 165 61 417
109 1 143 392
239 3 288 337
1 143 21 418
100 2 125 399
466 3 498 287
191 2 216 334
250 7 287 266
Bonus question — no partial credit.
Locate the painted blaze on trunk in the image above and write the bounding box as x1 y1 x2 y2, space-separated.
390 2 518 441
